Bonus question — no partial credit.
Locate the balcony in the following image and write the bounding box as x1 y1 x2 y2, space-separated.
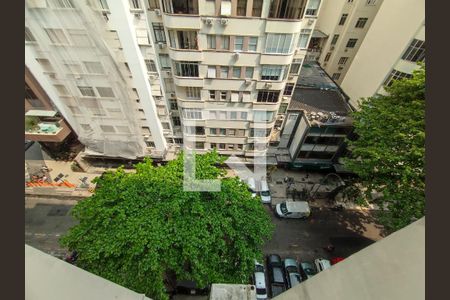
25 110 71 143
162 0 198 15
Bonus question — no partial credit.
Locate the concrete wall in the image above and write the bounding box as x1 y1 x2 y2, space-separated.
274 217 425 300
340 0 425 107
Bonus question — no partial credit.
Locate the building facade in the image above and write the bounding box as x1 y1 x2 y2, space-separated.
25 0 324 160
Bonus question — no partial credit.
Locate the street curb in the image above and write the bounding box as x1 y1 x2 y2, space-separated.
25 188 92 200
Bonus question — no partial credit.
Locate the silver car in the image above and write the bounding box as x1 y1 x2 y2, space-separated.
253 261 268 300
283 258 302 289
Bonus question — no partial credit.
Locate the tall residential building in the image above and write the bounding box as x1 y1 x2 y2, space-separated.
307 0 424 107
25 0 324 160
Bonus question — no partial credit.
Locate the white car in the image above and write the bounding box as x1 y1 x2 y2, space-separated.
253 261 268 300
314 258 331 272
275 201 311 219
247 178 257 198
260 180 271 204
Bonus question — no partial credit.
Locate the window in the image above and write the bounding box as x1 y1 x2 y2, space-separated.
245 67 254 79
186 87 201 99
220 66 229 78
402 39 425 62
338 57 349 65
84 62 105 74
383 69 413 87
85 100 105 116
96 87 115 98
268 0 305 19
305 0 321 16
175 61 199 77
25 27 36 42
331 34 339 45
261 65 286 80
146 141 156 147
220 0 232 16
162 122 171 130
265 34 293 54
44 28 70 44
129 0 142 9
49 0 75 8
355 17 368 28
175 138 183 144
290 59 302 74
148 0 160 9
207 35 216 49
254 111 274 122
346 38 357 48
251 128 271 137
172 116 181 126
145 60 157 72
67 29 92 46
152 23 166 43
252 0 263 17
159 54 171 69
284 83 294 95
232 67 242 78
210 143 217 149
169 99 178 110
257 90 280 103
162 0 199 14
164 78 175 92
324 52 331 62
64 62 83 74
78 86 96 97
298 29 311 49
173 30 198 49
220 91 228 100
237 0 247 16
182 108 203 119
100 125 115 133
209 90 216 100
248 37 258 51
366 0 377 5
339 14 348 25
218 143 226 150
278 103 288 113
221 35 230 50
331 73 341 80
234 36 244 51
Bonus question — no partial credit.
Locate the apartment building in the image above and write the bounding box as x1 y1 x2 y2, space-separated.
306 0 424 107
25 0 324 160
340 0 425 107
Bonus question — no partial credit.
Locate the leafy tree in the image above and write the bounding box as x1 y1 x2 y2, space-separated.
343 65 425 232
60 151 273 300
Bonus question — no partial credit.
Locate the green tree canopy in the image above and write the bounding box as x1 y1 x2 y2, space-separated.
344 65 425 232
60 151 273 300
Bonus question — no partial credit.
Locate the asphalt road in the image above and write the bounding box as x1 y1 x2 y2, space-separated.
262 205 382 262
25 201 78 258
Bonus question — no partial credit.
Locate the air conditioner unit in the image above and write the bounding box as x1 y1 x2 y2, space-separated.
323 63 328 66
233 52 240 58
48 73 57 79
134 13 141 18
144 135 150 138
282 97 288 101
74 74 82 79
170 93 176 97
244 79 252 85
344 48 348 52
158 43 166 49
338 66 344 70
288 76 294 80
220 18 229 26
204 18 213 25
154 9 161 16
265 82 272 88
330 46 335 50
308 19 314 25
166 71 172 76
149 75 157 80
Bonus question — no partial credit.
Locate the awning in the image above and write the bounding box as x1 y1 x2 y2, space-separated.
25 110 57 117
312 30 328 38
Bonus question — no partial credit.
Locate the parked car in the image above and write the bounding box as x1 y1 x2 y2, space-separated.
299 261 317 280
260 180 271 204
266 254 287 298
331 257 345 265
174 280 209 296
275 201 311 219
283 258 302 289
314 258 331 273
253 261 268 300
247 178 257 198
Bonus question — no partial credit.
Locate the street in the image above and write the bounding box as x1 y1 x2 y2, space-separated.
263 205 383 261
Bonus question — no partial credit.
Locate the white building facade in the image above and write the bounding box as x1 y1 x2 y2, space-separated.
25 0 324 160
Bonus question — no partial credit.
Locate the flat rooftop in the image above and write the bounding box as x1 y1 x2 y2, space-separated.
289 88 351 115
297 61 338 90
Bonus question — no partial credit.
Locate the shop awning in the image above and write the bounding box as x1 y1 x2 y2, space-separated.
312 30 328 38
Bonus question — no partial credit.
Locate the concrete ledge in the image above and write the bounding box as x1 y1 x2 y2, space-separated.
25 187 92 200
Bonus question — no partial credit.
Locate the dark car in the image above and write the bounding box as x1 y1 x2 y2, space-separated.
299 261 317 280
266 254 287 297
174 280 209 296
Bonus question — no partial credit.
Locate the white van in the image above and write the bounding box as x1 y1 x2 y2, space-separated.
247 178 257 198
275 201 311 219
260 180 271 204
314 258 331 272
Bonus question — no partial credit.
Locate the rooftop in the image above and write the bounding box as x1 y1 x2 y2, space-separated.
297 61 338 90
